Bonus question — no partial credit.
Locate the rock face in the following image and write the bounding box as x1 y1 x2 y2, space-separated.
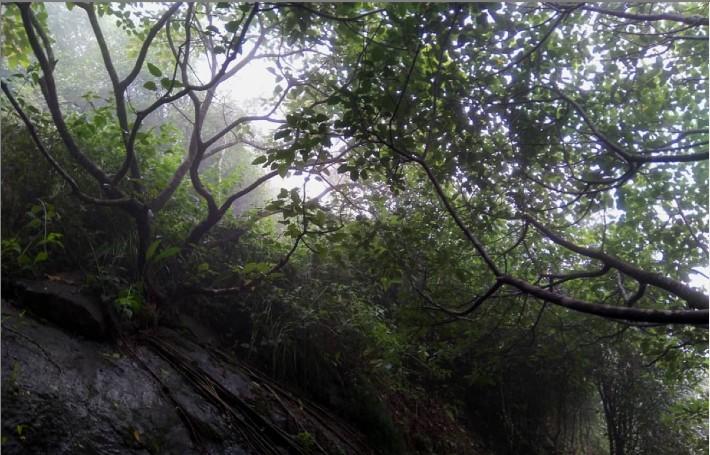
2 300 197 454
9 279 108 340
1 299 372 455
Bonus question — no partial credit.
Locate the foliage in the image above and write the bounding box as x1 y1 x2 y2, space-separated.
1 2 707 454
114 284 144 319
1 201 64 275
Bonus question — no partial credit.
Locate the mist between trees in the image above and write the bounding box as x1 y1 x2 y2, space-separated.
1 3 708 454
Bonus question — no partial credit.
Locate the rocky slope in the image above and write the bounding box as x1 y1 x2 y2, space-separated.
1 288 372 455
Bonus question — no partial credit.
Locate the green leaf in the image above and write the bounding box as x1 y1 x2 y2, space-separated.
145 239 161 261
18 254 31 267
243 262 272 274
251 155 268 165
326 95 341 106
143 81 158 91
225 20 240 33
153 246 180 263
311 211 327 227
274 129 291 140
286 223 301 238
278 164 289 178
265 200 284 211
34 251 48 263
147 62 162 77
160 78 174 90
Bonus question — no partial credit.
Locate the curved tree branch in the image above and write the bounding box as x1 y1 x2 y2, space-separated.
499 275 707 325
525 215 709 310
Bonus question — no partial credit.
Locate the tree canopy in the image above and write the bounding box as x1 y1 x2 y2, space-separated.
1 2 708 454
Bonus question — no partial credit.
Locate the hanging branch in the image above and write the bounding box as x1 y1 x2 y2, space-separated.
524 215 709 310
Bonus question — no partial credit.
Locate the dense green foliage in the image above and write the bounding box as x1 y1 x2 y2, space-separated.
2 2 708 454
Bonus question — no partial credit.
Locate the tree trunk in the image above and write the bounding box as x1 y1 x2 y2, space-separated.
131 206 151 279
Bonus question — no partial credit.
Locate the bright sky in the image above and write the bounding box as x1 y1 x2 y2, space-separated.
116 1 331 200
210 44 332 201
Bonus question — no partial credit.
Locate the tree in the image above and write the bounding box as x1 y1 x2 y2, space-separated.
2 2 707 325
2 3 707 453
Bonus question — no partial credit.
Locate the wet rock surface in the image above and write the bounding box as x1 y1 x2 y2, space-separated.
1 299 371 455
2 299 197 454
8 279 108 340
